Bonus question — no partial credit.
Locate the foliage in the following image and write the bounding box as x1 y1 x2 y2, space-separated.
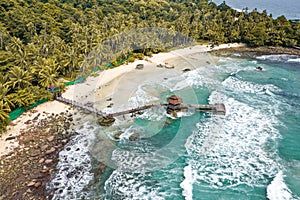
0 0 299 133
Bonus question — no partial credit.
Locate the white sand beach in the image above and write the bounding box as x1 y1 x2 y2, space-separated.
0 43 245 157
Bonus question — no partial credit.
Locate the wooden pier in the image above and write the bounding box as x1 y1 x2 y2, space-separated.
106 104 161 117
179 103 226 115
56 97 105 116
55 95 225 126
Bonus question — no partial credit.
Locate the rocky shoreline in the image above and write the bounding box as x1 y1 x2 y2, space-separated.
211 45 300 57
0 110 74 200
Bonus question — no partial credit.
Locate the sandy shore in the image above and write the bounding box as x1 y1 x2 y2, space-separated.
0 43 244 157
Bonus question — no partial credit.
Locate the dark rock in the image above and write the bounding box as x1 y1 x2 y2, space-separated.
165 64 175 69
27 181 36 187
182 68 191 72
45 159 53 164
98 117 115 126
129 133 139 141
24 120 32 125
34 182 41 188
107 103 113 108
41 168 50 173
47 136 55 142
165 119 173 124
41 145 49 151
5 136 16 141
45 147 56 155
30 150 40 157
136 64 144 69
256 66 263 71
114 132 122 139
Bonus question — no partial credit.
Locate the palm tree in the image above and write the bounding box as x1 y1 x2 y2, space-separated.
0 23 10 50
10 88 35 108
7 36 23 53
0 100 10 122
38 65 58 88
0 84 14 108
6 66 32 90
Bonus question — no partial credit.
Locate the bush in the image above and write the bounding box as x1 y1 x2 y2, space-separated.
127 56 135 63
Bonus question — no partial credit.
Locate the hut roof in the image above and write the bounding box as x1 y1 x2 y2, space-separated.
167 95 183 105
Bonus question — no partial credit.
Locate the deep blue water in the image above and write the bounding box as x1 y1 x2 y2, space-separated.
213 0 300 19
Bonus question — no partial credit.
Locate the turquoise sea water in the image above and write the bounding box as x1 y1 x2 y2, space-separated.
48 53 300 199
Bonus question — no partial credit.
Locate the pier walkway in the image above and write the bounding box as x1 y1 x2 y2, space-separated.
55 96 226 119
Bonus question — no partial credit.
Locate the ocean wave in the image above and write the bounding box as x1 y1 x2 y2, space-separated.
170 67 223 92
184 92 281 190
128 85 160 108
223 76 282 95
287 58 300 63
267 171 294 200
256 54 300 63
104 170 165 200
180 165 195 200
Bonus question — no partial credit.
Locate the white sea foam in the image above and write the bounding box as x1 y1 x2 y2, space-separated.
184 91 281 190
222 76 285 117
48 122 96 199
223 76 282 95
287 58 300 63
267 171 294 200
180 165 195 200
104 170 165 200
170 67 224 92
257 54 299 63
128 85 160 108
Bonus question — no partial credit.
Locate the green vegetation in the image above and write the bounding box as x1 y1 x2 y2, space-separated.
0 0 299 133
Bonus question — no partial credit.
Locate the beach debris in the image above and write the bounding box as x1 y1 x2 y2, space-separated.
156 64 164 68
136 64 144 69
